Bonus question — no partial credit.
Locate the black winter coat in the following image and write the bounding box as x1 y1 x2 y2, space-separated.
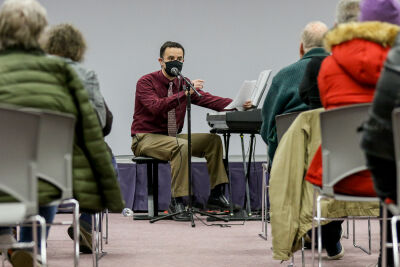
361 33 400 161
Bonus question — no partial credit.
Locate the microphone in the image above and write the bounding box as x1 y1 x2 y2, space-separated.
171 68 202 97
171 67 180 77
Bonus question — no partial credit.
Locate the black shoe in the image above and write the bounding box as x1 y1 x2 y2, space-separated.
168 200 191 221
67 223 92 254
10 250 42 267
206 194 241 211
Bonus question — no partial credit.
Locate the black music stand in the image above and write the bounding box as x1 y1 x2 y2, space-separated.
150 78 228 227
207 109 264 222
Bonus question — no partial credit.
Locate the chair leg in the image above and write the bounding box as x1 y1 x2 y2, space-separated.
105 209 109 245
311 189 317 267
342 218 349 239
287 255 295 267
73 201 80 267
32 219 38 267
301 237 305 267
92 214 100 267
147 163 154 218
382 203 388 267
152 163 159 218
259 163 268 240
31 215 47 267
100 212 104 252
71 199 80 267
352 217 372 254
317 195 326 267
392 215 400 267
62 198 80 267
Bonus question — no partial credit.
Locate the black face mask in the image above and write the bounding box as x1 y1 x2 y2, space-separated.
164 60 183 77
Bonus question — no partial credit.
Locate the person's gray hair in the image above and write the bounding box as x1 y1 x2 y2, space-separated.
301 21 328 54
0 0 47 50
335 0 361 24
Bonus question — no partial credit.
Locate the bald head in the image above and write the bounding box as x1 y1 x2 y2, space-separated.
300 21 328 57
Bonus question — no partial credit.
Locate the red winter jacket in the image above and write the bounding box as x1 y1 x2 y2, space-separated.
305 22 399 196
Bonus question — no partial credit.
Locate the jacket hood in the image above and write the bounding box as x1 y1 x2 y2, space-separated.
324 21 399 51
324 22 399 85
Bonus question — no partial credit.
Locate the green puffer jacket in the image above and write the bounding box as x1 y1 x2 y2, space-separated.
0 48 124 213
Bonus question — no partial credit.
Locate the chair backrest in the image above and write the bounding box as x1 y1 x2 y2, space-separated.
36 111 75 199
392 107 400 205
275 111 302 143
0 106 41 216
320 103 371 196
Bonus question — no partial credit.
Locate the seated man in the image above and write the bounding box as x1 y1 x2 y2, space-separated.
260 21 329 163
130 41 251 221
299 0 361 110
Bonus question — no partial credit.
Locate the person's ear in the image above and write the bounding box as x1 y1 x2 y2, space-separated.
299 42 305 58
158 58 164 68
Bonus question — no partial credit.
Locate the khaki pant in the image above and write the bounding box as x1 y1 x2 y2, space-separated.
131 133 228 197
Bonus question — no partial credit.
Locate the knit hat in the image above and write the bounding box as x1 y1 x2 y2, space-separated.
359 0 400 25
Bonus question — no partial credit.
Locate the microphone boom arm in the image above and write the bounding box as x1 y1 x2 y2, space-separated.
177 73 202 97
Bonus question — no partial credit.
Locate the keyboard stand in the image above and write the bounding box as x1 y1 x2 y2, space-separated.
208 129 261 221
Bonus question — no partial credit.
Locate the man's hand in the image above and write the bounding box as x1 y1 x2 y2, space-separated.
243 100 253 110
191 79 204 90
185 89 194 95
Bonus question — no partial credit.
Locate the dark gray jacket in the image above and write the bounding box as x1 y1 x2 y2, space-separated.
361 33 400 161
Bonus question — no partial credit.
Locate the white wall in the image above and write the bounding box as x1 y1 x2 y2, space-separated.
35 0 337 156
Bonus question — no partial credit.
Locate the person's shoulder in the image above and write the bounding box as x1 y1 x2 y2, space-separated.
273 60 302 79
138 70 159 82
136 70 161 90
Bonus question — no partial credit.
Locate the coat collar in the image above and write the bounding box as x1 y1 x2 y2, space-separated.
156 70 180 87
302 47 328 60
324 21 400 52
0 46 45 56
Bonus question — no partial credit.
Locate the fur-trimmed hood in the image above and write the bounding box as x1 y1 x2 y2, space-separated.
321 21 399 86
324 21 400 52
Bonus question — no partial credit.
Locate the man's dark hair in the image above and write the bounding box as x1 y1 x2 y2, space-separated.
160 41 185 58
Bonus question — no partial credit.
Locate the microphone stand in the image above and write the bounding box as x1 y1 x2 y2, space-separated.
150 72 228 227
182 78 229 227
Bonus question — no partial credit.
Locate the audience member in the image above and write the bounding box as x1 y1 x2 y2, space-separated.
305 0 400 197
303 0 400 265
360 1 400 266
130 41 251 221
0 0 124 265
299 0 361 110
269 0 387 261
260 21 328 162
41 23 119 254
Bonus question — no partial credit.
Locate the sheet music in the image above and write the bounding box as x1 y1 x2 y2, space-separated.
224 80 256 111
250 69 272 108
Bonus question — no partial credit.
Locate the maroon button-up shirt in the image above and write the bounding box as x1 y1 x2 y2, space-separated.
131 70 232 135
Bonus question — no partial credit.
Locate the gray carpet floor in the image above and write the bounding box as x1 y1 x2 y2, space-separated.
4 213 383 266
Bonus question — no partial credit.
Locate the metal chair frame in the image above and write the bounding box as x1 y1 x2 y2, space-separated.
260 111 303 240
20 108 80 267
0 107 47 267
310 103 380 267
261 111 306 267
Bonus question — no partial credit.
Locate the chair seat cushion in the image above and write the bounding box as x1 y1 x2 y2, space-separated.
131 156 168 164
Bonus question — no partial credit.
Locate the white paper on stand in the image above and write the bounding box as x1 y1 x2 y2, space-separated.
224 80 256 111
250 69 272 107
